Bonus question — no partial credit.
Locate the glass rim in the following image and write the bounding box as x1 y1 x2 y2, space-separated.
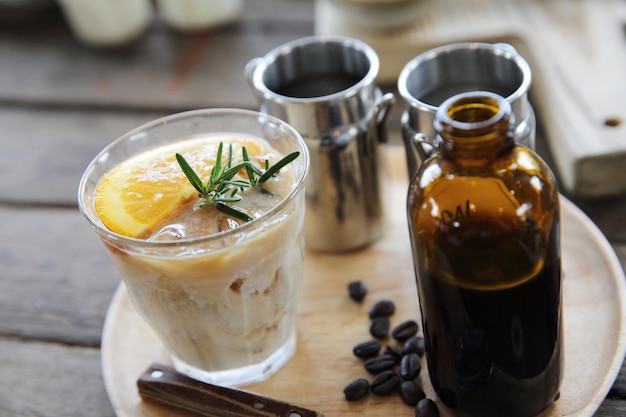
77 107 309 248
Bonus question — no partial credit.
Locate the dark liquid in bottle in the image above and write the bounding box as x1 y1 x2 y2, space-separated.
272 73 362 98
414 215 562 417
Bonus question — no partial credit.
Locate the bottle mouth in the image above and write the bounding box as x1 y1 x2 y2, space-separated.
436 91 512 141
441 91 509 126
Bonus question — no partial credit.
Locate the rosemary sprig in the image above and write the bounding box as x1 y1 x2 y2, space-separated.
242 146 301 185
175 142 300 223
176 142 252 222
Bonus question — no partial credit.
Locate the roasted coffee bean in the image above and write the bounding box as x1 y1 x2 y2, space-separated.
348 280 368 302
403 335 426 357
392 320 419 341
415 398 440 417
399 380 426 406
370 370 401 396
368 300 396 319
400 353 422 380
364 354 396 374
353 340 381 359
383 345 403 363
369 316 390 339
343 378 370 401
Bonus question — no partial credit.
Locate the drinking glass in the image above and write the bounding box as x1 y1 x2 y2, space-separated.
78 109 309 387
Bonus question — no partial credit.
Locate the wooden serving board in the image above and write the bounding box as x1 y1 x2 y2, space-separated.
102 146 626 417
315 0 626 197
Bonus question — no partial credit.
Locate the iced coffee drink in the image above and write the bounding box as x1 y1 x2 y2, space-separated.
78 109 309 387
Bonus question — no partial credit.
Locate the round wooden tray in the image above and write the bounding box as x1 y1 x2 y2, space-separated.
102 147 626 417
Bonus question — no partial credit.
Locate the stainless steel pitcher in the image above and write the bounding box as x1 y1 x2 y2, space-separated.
246 36 395 252
398 42 536 179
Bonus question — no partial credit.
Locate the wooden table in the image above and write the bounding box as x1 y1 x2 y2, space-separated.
1 1 625 416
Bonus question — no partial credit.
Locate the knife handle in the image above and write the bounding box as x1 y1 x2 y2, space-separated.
137 363 324 417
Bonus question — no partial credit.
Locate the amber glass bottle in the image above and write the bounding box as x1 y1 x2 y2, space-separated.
407 92 563 417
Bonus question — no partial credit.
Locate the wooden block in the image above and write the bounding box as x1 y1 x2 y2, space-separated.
315 0 626 197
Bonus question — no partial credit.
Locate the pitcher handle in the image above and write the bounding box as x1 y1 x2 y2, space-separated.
362 92 395 158
404 131 438 180
373 92 396 144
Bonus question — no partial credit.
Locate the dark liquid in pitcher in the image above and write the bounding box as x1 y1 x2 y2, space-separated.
273 73 362 98
419 81 517 107
415 215 562 417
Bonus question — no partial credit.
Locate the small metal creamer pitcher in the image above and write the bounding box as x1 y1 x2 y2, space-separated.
246 36 395 252
398 42 536 179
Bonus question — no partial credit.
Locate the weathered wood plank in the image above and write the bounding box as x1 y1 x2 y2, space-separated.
607 359 626 400
596 400 626 417
0 0 315 111
0 107 162 205
0 206 121 346
0 337 115 417
567 195 626 244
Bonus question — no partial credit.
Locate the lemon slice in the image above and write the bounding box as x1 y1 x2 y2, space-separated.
94 136 264 238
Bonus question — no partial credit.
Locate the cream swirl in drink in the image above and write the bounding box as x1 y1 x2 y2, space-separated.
79 109 309 387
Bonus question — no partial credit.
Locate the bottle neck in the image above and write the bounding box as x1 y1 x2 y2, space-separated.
435 93 515 166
